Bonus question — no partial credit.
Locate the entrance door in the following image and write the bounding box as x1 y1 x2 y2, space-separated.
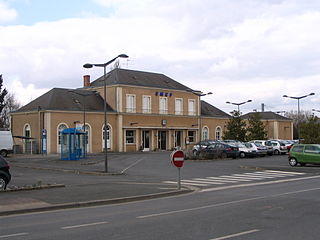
158 131 167 150
142 130 150 151
175 131 182 149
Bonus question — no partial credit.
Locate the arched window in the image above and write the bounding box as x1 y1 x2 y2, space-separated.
215 126 222 140
57 123 68 153
84 124 91 153
202 126 209 140
24 124 31 138
102 124 111 150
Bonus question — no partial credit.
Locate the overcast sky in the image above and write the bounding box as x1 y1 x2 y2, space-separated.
1 0 319 115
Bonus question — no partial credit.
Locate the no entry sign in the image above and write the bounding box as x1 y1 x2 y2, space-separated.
171 150 185 168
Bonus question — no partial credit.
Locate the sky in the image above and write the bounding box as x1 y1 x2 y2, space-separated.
0 0 320 115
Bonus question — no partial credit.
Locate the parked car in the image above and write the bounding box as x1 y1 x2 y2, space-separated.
0 130 14 157
0 156 11 190
288 144 320 166
246 142 268 157
237 143 257 158
270 140 288 155
197 142 239 159
192 140 216 153
249 140 273 156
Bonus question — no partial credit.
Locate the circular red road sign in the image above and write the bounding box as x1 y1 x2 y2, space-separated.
171 150 185 168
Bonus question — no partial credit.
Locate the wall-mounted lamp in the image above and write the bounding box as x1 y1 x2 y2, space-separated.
192 124 198 127
130 122 138 126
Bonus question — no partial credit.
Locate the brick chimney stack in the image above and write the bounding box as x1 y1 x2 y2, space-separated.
83 75 90 87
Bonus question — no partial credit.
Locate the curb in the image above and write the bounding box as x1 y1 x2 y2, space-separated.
10 164 123 176
0 188 194 216
2 184 65 193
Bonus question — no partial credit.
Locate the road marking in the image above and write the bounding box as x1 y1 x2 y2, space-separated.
61 221 108 230
137 185 320 219
137 196 265 219
201 175 320 193
0 233 29 238
120 157 147 173
266 170 305 175
163 170 305 187
209 229 260 240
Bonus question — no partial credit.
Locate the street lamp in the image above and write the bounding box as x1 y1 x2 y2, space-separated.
312 109 320 113
226 99 252 113
188 90 213 148
83 54 129 172
282 92 315 142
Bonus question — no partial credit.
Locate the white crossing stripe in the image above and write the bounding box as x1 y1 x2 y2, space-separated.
163 170 306 187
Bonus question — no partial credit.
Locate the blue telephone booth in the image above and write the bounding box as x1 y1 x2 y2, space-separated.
60 128 85 160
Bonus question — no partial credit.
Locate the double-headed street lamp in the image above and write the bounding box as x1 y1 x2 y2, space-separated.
226 99 252 113
312 109 320 113
188 90 212 148
282 92 315 142
83 54 129 172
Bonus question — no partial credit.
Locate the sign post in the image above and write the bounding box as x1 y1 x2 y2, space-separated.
170 150 185 190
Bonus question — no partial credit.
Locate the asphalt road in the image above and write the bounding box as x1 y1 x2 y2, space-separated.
2 153 320 239
1 171 320 240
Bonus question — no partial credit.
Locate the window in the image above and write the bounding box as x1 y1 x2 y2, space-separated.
126 94 136 113
304 145 320 153
292 145 304 153
188 99 196 116
126 130 135 144
102 125 111 149
202 126 209 140
215 126 222 140
58 124 68 145
143 95 151 113
159 97 168 114
24 124 31 138
188 130 196 143
175 98 183 115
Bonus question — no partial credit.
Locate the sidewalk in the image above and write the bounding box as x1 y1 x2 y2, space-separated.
0 153 192 216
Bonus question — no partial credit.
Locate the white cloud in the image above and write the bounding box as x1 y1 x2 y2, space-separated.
0 0 320 114
0 1 17 22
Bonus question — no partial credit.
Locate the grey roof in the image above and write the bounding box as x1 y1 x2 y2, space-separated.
201 101 231 118
14 88 112 113
241 111 292 121
90 68 192 91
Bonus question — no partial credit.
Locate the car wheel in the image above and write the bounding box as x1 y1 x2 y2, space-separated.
289 158 298 167
0 176 7 190
0 150 7 157
239 152 246 158
274 149 280 155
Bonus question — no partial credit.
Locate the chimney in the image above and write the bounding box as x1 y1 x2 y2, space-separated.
83 75 90 87
261 103 265 112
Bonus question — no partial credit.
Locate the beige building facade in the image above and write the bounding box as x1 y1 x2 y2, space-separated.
10 68 293 154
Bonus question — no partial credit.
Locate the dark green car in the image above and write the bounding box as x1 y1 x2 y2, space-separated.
288 144 320 166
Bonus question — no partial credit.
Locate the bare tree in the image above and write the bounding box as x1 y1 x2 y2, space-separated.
284 110 313 139
0 75 8 128
0 93 21 128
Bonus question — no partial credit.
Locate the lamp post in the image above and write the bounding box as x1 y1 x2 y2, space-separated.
83 54 129 172
283 92 315 142
188 90 212 149
312 109 320 113
226 99 252 113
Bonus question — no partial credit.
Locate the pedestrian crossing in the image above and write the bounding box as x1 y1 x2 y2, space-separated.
163 170 306 187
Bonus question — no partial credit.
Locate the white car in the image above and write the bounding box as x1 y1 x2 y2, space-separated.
270 140 288 155
237 143 257 158
249 140 274 156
